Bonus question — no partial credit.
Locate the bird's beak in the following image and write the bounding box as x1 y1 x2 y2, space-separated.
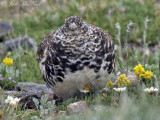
69 23 77 31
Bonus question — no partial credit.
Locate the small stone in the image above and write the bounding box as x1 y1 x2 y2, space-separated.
15 82 53 95
3 90 20 96
115 97 120 103
126 71 139 85
0 22 13 37
3 36 37 51
19 94 41 109
67 101 88 114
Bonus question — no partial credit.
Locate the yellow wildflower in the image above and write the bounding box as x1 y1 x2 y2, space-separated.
84 84 91 91
126 80 131 85
116 74 130 88
3 57 13 66
107 81 114 87
133 64 145 77
141 70 154 80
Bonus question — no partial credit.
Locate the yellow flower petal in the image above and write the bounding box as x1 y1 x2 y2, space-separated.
142 70 154 80
133 64 145 77
116 74 130 88
107 81 114 87
3 57 13 66
84 84 91 91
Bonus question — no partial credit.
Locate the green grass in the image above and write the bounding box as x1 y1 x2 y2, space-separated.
57 93 160 120
2 0 160 45
11 50 43 83
0 0 160 119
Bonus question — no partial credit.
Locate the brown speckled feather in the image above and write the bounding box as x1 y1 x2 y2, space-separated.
37 30 55 62
37 16 115 99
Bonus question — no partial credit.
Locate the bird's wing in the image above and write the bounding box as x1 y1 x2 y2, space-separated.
102 30 115 74
37 30 55 62
85 24 115 74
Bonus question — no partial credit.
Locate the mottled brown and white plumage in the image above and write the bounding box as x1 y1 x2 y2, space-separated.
37 16 115 99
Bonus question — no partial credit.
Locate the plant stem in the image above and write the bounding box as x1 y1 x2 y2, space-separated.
125 32 129 76
159 60 160 79
125 21 134 76
143 18 151 64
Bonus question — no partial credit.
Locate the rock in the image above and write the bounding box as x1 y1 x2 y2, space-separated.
16 82 53 109
19 93 55 109
3 90 20 96
126 71 139 85
115 97 120 103
67 101 88 114
0 22 13 37
3 82 55 109
3 36 37 51
15 82 53 95
19 94 41 109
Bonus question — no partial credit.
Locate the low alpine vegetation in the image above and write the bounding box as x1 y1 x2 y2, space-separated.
0 0 159 120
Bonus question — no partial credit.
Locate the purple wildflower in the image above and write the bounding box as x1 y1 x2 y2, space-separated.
108 9 114 15
0 75 3 81
120 7 126 13
8 77 12 80
0 77 3 81
80 6 86 15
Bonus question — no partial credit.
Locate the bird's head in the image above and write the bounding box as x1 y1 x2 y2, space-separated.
64 16 83 31
62 16 87 35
